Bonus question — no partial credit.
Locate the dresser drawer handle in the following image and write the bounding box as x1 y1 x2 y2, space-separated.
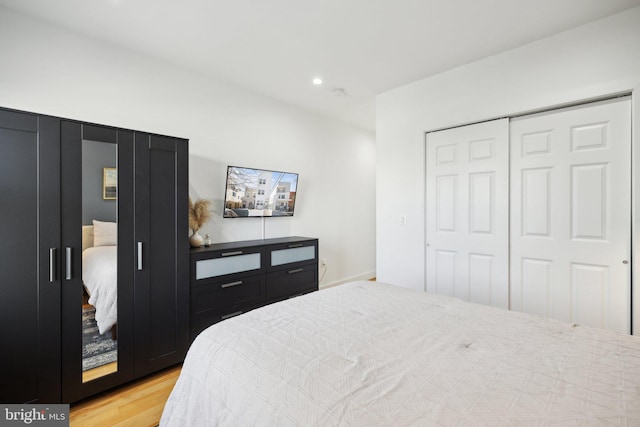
221 280 243 288
221 251 243 257
221 311 243 320
288 268 304 274
288 243 304 248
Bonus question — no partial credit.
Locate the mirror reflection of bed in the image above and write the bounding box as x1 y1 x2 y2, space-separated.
81 222 118 383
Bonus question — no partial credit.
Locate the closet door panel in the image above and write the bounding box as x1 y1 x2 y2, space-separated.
60 122 135 403
0 112 60 403
60 121 83 403
134 134 189 377
425 118 509 309
35 116 63 403
0 122 39 403
510 97 631 333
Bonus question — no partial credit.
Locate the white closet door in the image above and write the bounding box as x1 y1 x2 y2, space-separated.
510 97 631 334
425 118 509 309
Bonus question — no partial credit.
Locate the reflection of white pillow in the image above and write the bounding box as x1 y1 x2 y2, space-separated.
93 220 117 246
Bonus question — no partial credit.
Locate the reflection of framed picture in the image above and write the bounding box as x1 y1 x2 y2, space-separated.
103 167 117 200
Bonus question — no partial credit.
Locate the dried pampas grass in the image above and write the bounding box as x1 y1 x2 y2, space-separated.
189 197 212 232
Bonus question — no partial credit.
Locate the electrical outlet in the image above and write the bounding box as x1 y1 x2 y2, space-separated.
321 258 327 267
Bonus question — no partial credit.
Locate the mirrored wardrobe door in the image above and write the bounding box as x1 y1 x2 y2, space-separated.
80 139 118 382
61 121 134 402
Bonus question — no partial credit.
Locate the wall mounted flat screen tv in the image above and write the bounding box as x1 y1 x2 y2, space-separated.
223 166 299 218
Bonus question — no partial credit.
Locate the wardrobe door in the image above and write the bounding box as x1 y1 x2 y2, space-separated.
425 118 510 309
0 110 61 403
134 133 189 377
510 97 631 334
60 122 135 402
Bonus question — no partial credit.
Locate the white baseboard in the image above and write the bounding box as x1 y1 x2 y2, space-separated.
319 271 376 290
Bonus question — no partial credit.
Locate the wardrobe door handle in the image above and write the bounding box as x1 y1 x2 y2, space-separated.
49 248 57 282
288 268 304 274
65 247 72 280
137 242 143 270
288 243 303 248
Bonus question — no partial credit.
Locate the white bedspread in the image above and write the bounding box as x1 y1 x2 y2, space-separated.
82 246 117 335
161 281 640 426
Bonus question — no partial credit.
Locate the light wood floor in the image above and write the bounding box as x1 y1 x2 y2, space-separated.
70 364 181 427
82 362 118 383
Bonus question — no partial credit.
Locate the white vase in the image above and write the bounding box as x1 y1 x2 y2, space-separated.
189 230 204 248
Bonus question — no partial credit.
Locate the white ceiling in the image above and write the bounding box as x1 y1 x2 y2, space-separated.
1 0 640 131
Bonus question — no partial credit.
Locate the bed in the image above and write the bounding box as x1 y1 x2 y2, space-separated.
161 280 640 426
82 221 118 335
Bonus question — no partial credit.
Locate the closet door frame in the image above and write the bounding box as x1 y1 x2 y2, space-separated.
633 87 640 335
424 91 637 335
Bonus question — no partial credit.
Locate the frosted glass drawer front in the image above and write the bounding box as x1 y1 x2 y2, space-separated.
196 253 261 280
271 246 315 267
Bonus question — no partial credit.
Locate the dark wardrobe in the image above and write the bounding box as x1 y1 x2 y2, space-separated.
0 107 189 403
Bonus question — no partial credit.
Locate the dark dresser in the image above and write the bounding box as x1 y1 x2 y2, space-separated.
189 236 318 339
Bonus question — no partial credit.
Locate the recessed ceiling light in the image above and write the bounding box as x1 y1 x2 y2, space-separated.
312 78 323 85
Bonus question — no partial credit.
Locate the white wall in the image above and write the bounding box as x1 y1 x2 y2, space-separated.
0 7 376 287
376 7 640 292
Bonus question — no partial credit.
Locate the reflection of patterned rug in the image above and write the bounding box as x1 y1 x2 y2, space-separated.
82 305 117 371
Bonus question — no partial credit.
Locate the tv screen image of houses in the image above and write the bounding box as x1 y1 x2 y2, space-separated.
224 166 299 218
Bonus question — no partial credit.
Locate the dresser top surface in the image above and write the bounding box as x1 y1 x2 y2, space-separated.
190 236 317 254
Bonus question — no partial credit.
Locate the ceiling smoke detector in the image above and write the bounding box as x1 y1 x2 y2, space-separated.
332 88 347 97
